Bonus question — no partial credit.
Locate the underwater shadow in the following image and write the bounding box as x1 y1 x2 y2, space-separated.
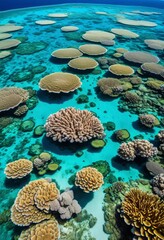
49 56 69 65
37 89 75 104
132 120 155 133
4 175 31 189
71 186 94 209
94 86 118 102
42 135 88 156
111 156 131 171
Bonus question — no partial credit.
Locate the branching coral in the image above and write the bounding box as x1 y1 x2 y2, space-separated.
45 107 105 143
120 189 164 239
4 159 33 179
11 179 59 226
75 167 104 192
118 140 158 161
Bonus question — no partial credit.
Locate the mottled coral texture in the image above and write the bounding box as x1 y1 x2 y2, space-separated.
4 159 33 179
75 167 104 192
45 107 105 143
11 179 59 226
120 189 164 239
19 218 60 240
118 139 158 161
151 173 164 199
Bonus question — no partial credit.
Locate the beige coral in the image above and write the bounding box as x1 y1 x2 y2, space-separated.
0 87 29 113
4 159 33 179
19 218 60 240
11 179 59 226
109 64 134 76
39 72 82 93
13 105 28 116
75 167 104 192
45 107 105 143
68 57 98 70
120 189 164 239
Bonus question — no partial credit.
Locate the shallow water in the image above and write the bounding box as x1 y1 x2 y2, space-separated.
0 3 164 240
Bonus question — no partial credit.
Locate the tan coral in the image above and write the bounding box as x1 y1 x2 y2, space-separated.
111 28 139 38
75 167 104 192
4 159 33 179
121 189 164 239
144 39 164 50
0 39 21 50
39 72 82 93
109 64 134 76
13 105 28 117
0 25 23 33
117 17 157 27
0 33 12 40
35 20 56 25
0 50 11 59
82 30 115 43
51 48 82 59
61 26 79 32
45 107 105 143
19 218 60 240
0 87 29 113
68 57 98 70
123 51 160 64
11 179 59 226
79 44 107 56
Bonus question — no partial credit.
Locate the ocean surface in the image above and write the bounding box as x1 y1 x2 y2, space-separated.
0 2 164 240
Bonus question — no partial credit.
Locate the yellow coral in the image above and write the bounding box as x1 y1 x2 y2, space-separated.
75 167 104 192
11 179 59 226
4 159 33 179
19 218 60 240
121 189 164 239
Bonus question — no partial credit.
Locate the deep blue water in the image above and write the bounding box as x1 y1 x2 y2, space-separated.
1 0 164 11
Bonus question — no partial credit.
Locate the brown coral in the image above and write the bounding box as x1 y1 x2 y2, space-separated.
75 167 104 192
124 91 141 104
139 114 160 128
11 179 59 226
118 142 136 161
157 130 164 143
51 48 82 59
19 218 60 240
4 159 33 179
120 189 164 239
123 51 160 64
0 87 29 113
109 64 134 76
44 107 105 143
68 57 98 70
13 105 28 116
39 72 82 93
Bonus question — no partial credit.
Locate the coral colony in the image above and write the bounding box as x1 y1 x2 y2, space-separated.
0 2 164 240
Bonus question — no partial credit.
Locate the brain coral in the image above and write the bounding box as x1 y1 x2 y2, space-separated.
11 179 59 226
45 107 105 143
75 167 104 192
39 72 82 93
4 159 33 179
0 87 29 113
120 189 164 239
19 218 60 240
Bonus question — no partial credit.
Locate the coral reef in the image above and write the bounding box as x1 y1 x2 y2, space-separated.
45 107 105 143
49 189 81 219
139 114 160 128
150 173 164 199
157 130 164 143
118 140 158 161
145 161 164 176
11 179 59 226
120 188 164 239
4 159 33 179
75 167 104 192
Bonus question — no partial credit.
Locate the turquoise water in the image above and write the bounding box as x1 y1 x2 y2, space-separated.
0 3 163 240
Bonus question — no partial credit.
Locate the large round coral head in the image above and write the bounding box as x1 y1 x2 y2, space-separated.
109 64 134 76
51 48 83 59
79 44 107 56
75 167 104 192
39 72 82 93
68 57 98 70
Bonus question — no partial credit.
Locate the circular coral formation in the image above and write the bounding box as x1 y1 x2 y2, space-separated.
111 28 139 38
68 57 98 70
123 51 160 64
0 25 23 33
4 159 33 179
90 139 106 148
117 17 157 27
141 62 164 78
0 87 29 113
109 64 134 76
75 167 104 192
48 13 68 18
151 173 164 199
114 129 130 141
11 179 59 226
51 48 83 59
19 218 60 240
0 33 12 40
61 26 79 32
35 20 56 25
0 50 11 59
144 39 164 50
82 30 115 43
79 44 107 56
39 72 82 93
139 114 160 128
120 189 164 239
44 107 105 143
0 39 21 50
